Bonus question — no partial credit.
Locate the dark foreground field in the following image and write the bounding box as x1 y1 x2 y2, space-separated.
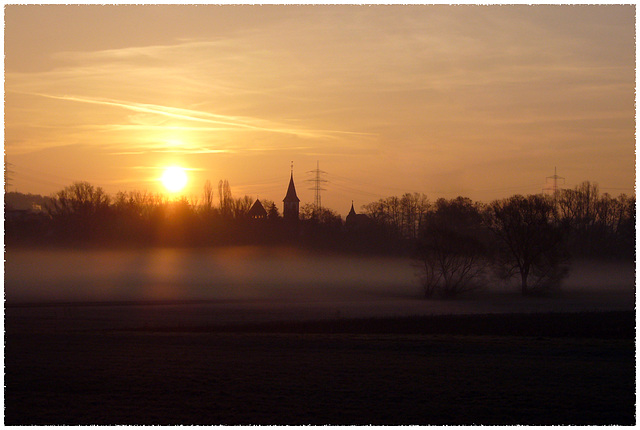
5 309 635 425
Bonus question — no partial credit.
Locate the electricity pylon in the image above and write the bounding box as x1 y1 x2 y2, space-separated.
543 167 565 198
306 161 328 210
5 161 13 193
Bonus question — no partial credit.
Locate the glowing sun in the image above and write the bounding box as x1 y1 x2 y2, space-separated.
161 166 188 193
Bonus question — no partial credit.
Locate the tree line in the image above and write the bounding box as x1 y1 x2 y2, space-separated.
5 179 635 296
5 180 344 249
364 184 633 297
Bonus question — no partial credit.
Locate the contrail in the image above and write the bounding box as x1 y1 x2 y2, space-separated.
30 93 375 139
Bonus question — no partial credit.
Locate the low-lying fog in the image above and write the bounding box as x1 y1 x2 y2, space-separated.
4 246 636 322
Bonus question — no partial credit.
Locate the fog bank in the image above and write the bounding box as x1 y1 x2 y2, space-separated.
5 247 635 321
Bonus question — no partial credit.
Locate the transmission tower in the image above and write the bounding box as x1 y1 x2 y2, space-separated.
4 161 13 193
543 167 565 196
306 160 328 210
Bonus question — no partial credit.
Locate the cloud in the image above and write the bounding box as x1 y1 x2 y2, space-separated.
29 93 367 140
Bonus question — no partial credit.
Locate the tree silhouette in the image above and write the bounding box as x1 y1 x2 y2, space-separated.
266 201 280 220
361 193 429 241
486 194 569 295
415 197 487 298
46 182 111 241
112 190 166 243
557 181 635 258
8 176 631 264
202 180 214 212
218 179 233 219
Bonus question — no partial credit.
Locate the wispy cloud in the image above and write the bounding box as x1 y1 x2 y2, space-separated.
108 148 232 155
126 165 205 171
30 92 369 140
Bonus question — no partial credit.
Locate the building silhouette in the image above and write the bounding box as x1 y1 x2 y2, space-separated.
283 170 300 221
248 199 267 220
346 201 370 229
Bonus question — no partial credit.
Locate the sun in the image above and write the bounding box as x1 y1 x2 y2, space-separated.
161 166 188 193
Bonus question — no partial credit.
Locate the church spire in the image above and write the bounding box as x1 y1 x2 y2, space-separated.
283 162 300 220
283 166 300 203
348 200 356 216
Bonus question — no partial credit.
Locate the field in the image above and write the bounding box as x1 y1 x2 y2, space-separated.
4 248 636 425
5 308 635 425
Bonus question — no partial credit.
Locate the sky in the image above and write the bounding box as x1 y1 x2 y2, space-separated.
4 5 636 215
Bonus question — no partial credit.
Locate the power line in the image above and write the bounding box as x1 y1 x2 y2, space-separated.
9 162 75 192
329 180 386 200
331 170 543 198
600 187 635 192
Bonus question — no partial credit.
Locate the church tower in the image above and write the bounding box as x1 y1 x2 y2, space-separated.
346 201 357 225
283 163 300 221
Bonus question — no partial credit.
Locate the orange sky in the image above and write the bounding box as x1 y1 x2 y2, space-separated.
5 5 636 215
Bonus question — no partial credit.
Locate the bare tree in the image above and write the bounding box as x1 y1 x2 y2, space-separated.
415 197 487 298
232 195 253 219
362 199 387 223
400 192 430 239
300 203 342 225
218 179 233 218
113 190 165 220
557 181 600 234
556 181 635 257
486 194 569 295
202 180 214 212
47 181 110 219
362 193 429 239
46 181 112 240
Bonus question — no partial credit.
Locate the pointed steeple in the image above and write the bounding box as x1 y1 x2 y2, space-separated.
283 172 300 203
346 200 357 226
283 162 300 221
348 201 356 216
